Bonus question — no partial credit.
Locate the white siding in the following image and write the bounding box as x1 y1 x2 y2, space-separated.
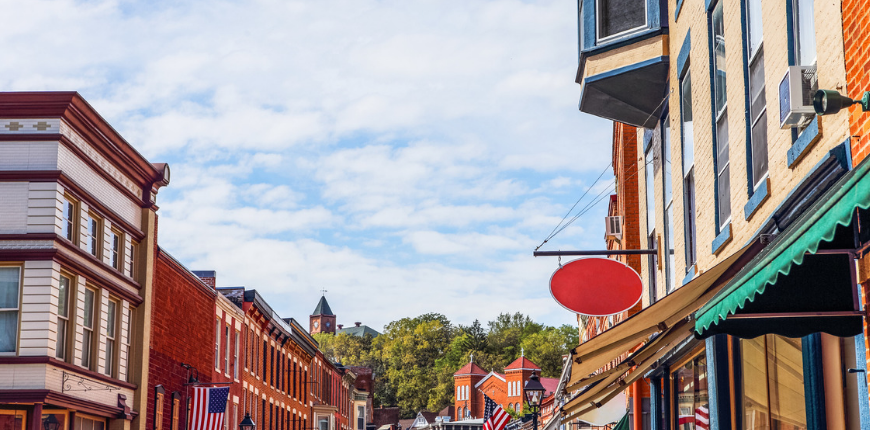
18 260 59 357
73 275 86 366
0 141 58 171
118 300 130 382
0 183 28 233
29 181 63 234
96 288 109 375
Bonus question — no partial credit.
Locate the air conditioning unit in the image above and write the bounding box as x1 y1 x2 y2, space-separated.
605 216 623 240
779 64 817 129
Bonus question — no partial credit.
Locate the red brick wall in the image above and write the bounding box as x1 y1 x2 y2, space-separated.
147 251 216 430
844 0 870 165
213 306 244 427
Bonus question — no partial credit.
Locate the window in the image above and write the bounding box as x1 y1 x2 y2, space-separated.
0 267 20 354
86 214 102 258
0 410 26 430
171 395 181 430
111 230 123 271
56 274 71 360
711 0 730 228
234 330 240 379
75 416 105 430
225 325 230 374
155 389 165 430
792 0 816 66
740 335 806 429
662 115 675 292
681 72 697 269
671 353 707 430
82 288 96 369
644 144 658 303
124 307 134 382
745 0 767 189
215 318 222 370
105 299 118 376
596 0 646 41
128 241 139 278
61 196 76 242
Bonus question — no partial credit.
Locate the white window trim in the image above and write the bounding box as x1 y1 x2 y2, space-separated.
595 0 648 44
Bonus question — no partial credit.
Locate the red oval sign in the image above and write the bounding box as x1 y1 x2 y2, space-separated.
549 258 642 316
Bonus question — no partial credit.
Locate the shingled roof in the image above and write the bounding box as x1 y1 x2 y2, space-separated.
454 362 487 376
312 295 334 316
504 356 541 371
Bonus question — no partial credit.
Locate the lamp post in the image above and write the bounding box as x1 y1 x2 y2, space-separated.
524 371 545 430
239 413 256 430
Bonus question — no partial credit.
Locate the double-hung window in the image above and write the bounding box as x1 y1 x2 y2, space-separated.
56 274 72 360
105 299 118 376
792 0 816 66
224 325 230 374
644 139 658 302
111 229 123 271
234 330 240 379
0 267 21 353
746 0 768 189
711 0 731 229
681 71 697 269
82 288 96 369
61 197 76 242
215 318 221 370
596 0 647 42
125 307 134 382
662 115 675 293
86 213 102 258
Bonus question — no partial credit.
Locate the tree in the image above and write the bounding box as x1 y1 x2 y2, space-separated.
486 313 543 370
520 325 578 377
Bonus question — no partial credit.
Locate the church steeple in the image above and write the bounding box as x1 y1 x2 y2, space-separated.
310 294 337 335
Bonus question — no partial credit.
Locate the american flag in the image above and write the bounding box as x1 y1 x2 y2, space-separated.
482 395 510 430
695 405 709 430
190 386 230 430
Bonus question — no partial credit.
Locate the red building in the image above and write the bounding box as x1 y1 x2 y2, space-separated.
452 356 557 419
147 249 216 430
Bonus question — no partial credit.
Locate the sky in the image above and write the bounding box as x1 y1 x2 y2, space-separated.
3 0 614 330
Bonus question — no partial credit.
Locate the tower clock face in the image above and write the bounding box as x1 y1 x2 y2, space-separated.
326 322 331 328
314 321 319 328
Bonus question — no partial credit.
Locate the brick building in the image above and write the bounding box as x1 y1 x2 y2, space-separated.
452 356 557 420
309 296 336 335
147 250 216 430
0 93 169 430
213 276 246 430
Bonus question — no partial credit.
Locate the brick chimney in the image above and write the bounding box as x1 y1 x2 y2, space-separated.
338 324 344 330
192 270 216 288
355 322 361 327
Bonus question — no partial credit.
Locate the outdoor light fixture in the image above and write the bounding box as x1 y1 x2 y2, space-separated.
42 415 60 430
524 370 545 410
813 89 870 115
239 413 256 430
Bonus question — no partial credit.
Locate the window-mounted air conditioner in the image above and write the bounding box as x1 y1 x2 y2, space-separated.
605 216 623 240
779 64 817 129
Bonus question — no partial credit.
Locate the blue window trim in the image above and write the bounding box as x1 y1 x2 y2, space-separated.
677 30 692 78
803 333 828 429
711 223 731 255
707 0 723 234
743 177 769 220
580 0 665 52
675 0 685 21
681 265 696 285
740 0 756 196
705 335 732 430
705 0 715 12
787 116 821 166
585 56 670 84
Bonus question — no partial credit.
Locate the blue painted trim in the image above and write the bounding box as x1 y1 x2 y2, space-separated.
706 3 722 233
705 335 731 430
705 339 720 430
580 27 666 56
802 333 827 430
585 56 669 84
677 30 691 77
582 0 595 51
743 177 769 220
706 0 715 12
787 116 821 167
739 0 754 196
711 223 731 254
647 0 661 30
649 378 662 430
675 0 685 21
681 265 696 285
785 0 796 66
644 128 654 151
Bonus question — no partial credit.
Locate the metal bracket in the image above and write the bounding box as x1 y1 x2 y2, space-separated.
62 371 119 393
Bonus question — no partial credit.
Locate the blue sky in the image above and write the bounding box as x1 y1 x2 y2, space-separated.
5 0 613 329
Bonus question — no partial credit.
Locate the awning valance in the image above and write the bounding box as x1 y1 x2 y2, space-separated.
694 157 870 339
565 243 759 390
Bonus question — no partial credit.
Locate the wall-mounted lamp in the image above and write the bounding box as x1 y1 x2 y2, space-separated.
813 90 870 115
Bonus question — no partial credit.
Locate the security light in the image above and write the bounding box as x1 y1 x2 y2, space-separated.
813 90 870 115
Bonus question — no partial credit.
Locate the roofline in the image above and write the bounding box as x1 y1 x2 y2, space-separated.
474 371 506 388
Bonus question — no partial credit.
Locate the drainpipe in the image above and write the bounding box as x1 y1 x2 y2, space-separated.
632 380 643 430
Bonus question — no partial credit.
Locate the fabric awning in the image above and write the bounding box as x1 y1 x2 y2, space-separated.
565 243 759 390
695 157 870 339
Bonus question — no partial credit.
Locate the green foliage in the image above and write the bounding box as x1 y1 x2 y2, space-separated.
314 312 577 419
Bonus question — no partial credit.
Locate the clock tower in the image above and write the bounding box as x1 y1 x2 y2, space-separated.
310 294 336 335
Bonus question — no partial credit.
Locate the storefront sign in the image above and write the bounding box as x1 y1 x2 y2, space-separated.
549 257 642 316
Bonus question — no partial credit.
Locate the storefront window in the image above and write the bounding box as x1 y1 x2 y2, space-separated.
41 413 66 430
672 353 708 430
741 335 806 429
75 416 105 430
0 410 26 430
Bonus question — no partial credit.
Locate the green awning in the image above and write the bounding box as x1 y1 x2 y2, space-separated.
695 156 870 338
611 413 630 430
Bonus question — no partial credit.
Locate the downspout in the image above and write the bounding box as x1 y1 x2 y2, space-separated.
632 381 643 430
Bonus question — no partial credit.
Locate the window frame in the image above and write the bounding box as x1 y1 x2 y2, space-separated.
215 318 222 371
225 324 231 376
0 266 22 355
61 195 78 244
81 287 98 370
744 0 768 192
56 272 74 361
86 212 103 259
234 329 240 380
668 347 708 430
594 0 649 44
680 69 697 271
661 113 676 293
104 297 119 377
110 229 124 272
709 0 731 231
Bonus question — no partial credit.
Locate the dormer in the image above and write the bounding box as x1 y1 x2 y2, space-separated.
575 0 670 128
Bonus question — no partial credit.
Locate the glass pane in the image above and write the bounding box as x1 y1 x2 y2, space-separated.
751 111 769 186
0 267 20 309
768 336 807 429
58 276 69 318
107 301 116 337
712 1 727 114
717 114 729 172
666 203 675 292
0 311 19 352
663 115 672 205
93 420 104 430
645 149 656 235
794 0 816 66
741 337 770 429
746 0 763 58
673 355 708 430
681 74 694 174
83 289 95 328
598 0 646 38
82 331 92 368
718 165 731 226
749 53 766 119
684 173 697 267
41 414 66 430
56 319 67 359
105 340 114 376
0 413 24 430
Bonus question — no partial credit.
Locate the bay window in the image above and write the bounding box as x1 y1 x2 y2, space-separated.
597 0 646 41
0 267 21 353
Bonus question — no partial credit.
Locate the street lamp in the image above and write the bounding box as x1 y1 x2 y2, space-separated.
524 371 546 430
813 89 870 115
239 413 256 430
42 415 60 430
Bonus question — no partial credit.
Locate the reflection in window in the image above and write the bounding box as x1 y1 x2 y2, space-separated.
672 354 708 430
710 0 730 228
597 0 646 40
741 335 807 429
56 275 71 360
0 267 21 353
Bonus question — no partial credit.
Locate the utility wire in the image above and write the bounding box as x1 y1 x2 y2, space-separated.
537 162 613 250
